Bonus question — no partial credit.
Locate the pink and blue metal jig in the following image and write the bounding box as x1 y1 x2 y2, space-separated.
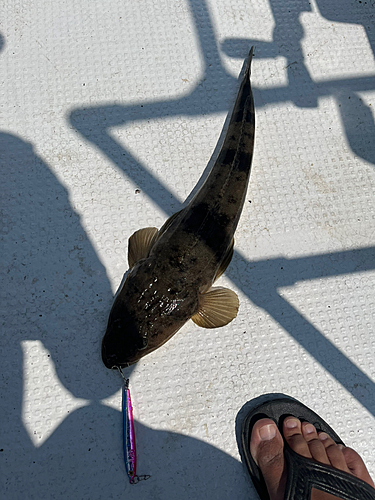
116 367 150 484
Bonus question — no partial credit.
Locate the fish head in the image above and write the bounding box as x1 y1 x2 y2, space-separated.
102 260 195 368
101 312 147 368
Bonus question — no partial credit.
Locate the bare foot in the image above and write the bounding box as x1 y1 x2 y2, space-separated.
250 417 375 500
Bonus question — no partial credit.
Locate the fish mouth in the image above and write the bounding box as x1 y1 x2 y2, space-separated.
101 341 137 369
101 342 119 369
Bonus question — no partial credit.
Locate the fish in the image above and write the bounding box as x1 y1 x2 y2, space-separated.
102 47 255 368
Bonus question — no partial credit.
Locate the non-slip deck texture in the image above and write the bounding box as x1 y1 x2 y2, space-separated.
1 0 375 498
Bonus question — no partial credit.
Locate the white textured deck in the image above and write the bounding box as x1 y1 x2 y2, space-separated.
1 0 375 498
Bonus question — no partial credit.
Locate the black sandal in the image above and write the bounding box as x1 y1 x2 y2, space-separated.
240 395 375 500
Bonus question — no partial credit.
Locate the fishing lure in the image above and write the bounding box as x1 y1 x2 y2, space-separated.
116 367 150 484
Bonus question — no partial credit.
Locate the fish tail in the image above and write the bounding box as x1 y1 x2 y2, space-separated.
244 46 254 81
214 46 255 171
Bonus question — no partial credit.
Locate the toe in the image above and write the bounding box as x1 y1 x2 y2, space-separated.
301 421 319 441
301 422 331 465
283 417 313 459
318 433 350 472
342 447 375 488
250 418 286 500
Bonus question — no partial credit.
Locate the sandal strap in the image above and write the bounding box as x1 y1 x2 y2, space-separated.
284 445 375 500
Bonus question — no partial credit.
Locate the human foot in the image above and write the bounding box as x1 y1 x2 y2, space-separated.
250 416 375 500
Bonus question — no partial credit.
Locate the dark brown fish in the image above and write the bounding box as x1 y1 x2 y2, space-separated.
102 48 255 368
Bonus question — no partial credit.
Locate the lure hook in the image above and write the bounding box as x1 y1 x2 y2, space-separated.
114 365 129 389
131 474 151 484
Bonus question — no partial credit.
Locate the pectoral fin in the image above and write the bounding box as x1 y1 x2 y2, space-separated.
128 227 159 268
191 287 239 328
214 238 234 282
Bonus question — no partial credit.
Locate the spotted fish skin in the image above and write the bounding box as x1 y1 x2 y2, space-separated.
102 48 255 368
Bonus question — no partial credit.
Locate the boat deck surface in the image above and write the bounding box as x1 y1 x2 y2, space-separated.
1 1 375 498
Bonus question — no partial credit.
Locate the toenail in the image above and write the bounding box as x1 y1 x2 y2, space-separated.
285 418 298 429
259 423 277 441
318 432 329 441
304 424 316 434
